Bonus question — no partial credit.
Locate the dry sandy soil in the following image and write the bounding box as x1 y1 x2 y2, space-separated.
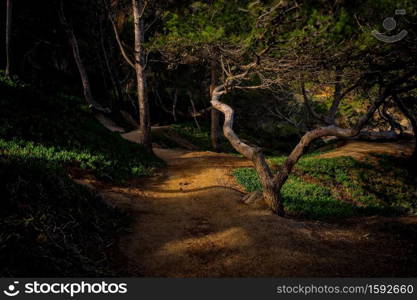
317 140 414 160
85 137 417 278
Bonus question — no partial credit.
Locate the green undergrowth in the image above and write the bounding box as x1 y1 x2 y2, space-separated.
0 155 128 276
233 155 417 220
0 73 163 181
171 123 212 149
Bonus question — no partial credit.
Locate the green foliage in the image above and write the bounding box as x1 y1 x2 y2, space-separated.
284 5 356 54
0 76 163 180
0 72 27 88
233 155 415 220
282 0 416 58
166 1 250 40
0 155 127 276
353 0 415 51
297 156 363 184
232 168 263 193
150 0 262 54
233 167 358 219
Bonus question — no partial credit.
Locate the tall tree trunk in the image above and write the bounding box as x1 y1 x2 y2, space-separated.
132 0 152 150
5 0 12 77
210 61 221 152
58 2 108 113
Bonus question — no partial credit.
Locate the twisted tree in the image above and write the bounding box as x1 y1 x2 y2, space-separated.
139 0 417 215
132 0 152 150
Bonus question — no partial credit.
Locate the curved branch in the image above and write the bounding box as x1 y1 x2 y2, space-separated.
109 14 135 69
211 85 256 159
379 102 403 134
272 125 356 188
273 91 389 188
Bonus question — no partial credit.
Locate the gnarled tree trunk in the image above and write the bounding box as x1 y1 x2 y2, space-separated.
272 91 389 209
212 84 388 216
132 0 152 150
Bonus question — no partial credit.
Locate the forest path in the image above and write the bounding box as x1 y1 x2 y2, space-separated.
317 140 414 160
99 139 417 277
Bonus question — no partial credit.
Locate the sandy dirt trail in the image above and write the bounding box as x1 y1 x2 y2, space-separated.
96 139 417 277
318 140 414 160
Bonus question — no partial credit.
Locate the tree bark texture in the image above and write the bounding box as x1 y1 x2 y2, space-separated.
132 0 152 150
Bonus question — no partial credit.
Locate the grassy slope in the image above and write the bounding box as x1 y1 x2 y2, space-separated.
233 155 417 220
0 157 127 276
0 73 162 276
0 74 163 181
